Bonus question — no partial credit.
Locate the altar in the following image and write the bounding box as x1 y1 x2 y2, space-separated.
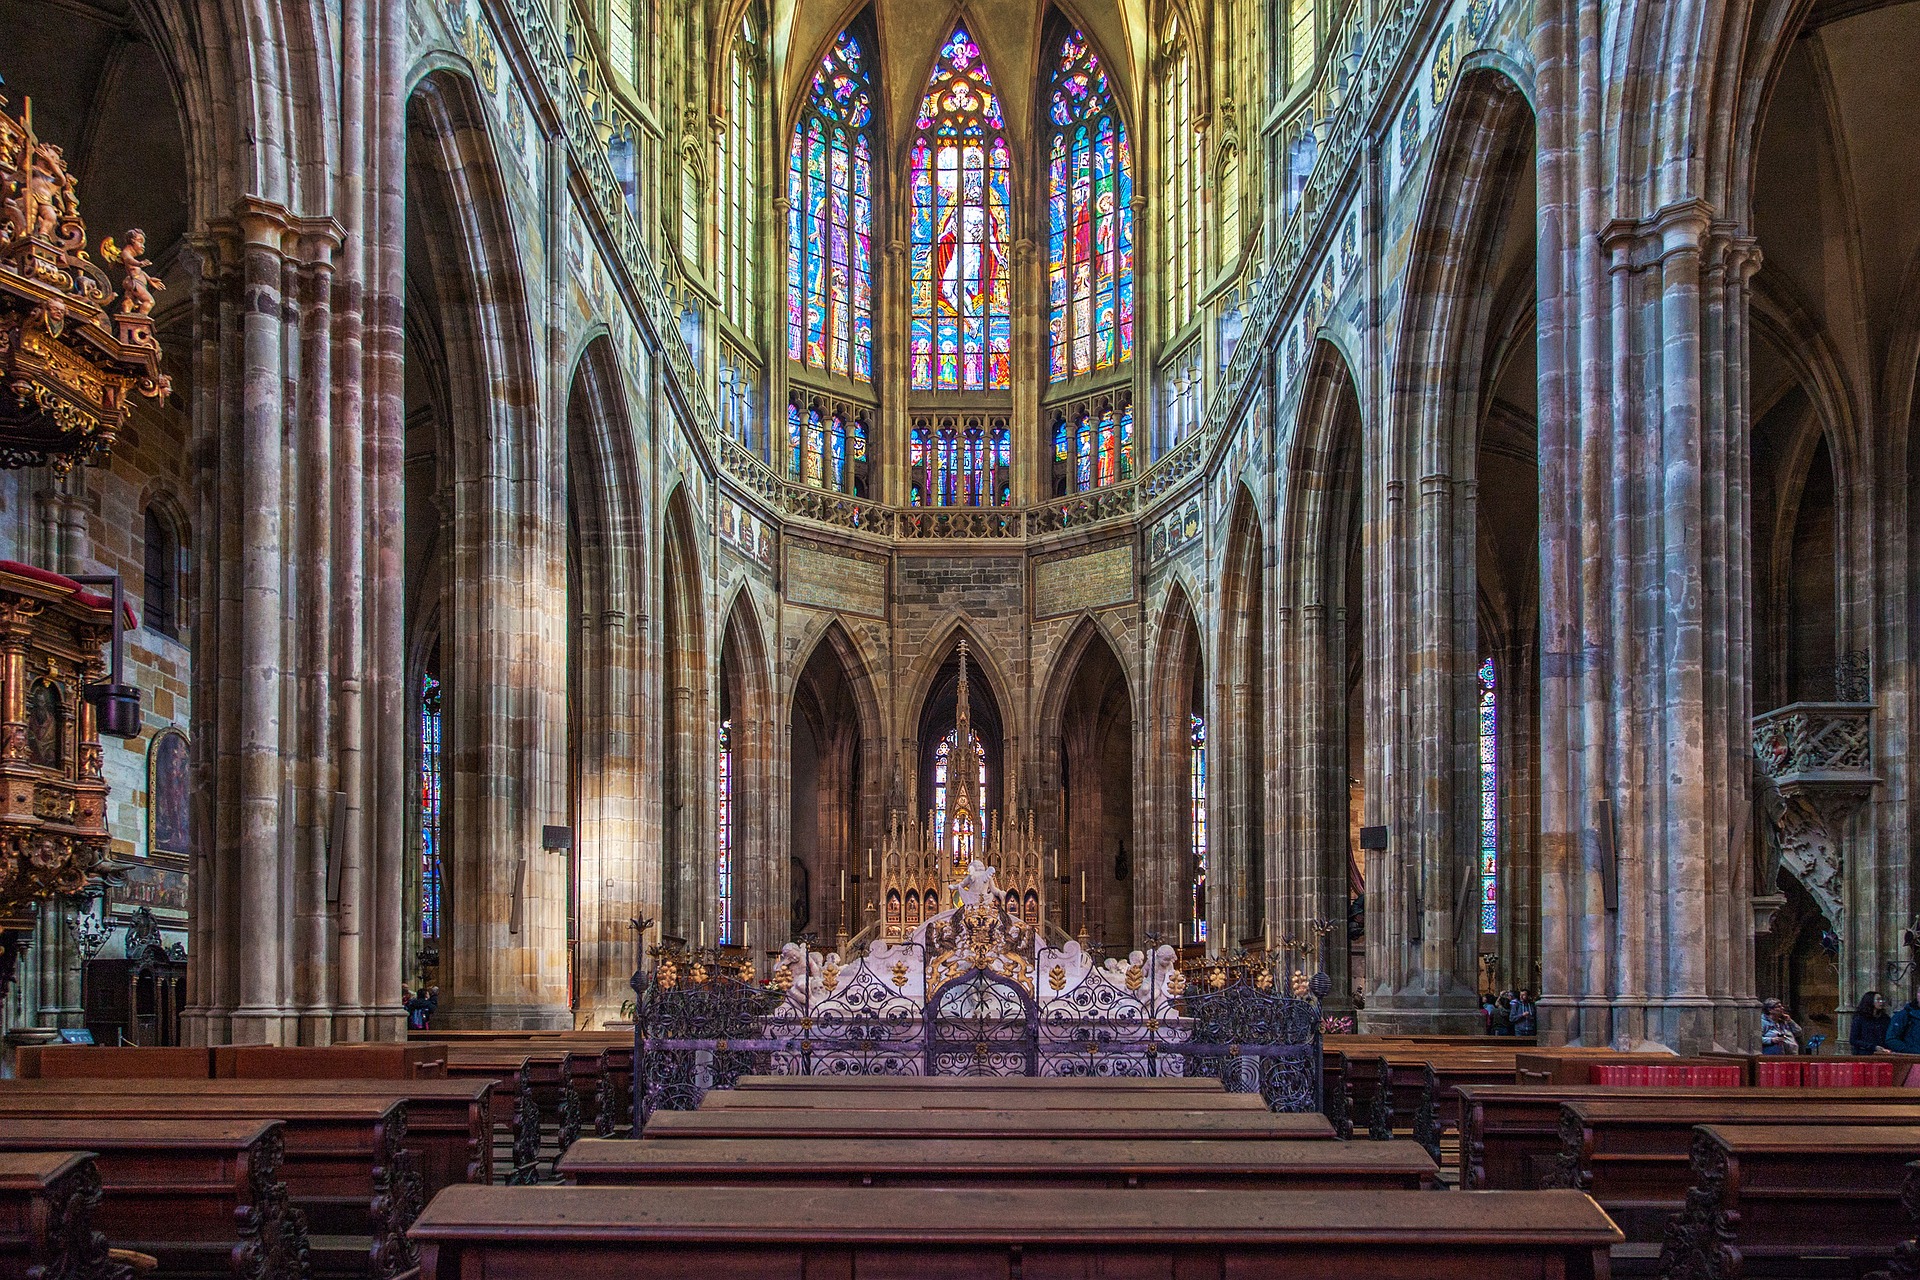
630 857 1326 1123
630 642 1325 1122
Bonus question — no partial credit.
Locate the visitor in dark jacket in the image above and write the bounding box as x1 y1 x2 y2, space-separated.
1885 993 1920 1054
1851 990 1891 1055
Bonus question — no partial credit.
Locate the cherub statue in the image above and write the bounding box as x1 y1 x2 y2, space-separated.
25 142 71 240
101 228 163 316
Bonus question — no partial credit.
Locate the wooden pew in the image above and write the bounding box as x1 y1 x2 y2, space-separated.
697 1085 1272 1110
213 1044 448 1079
0 1077 493 1194
642 1105 1334 1140
1547 1097 1920 1243
1661 1125 1920 1280
17 1044 210 1078
0 1151 118 1280
729 1073 1225 1091
1457 1083 1920 1190
0 1093 415 1279
408 1185 1620 1280
0 1119 304 1279
560 1135 1437 1188
443 1044 573 1182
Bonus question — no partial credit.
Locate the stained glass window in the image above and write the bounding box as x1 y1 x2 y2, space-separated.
910 28 1012 391
1161 23 1205 334
1055 405 1134 493
933 726 987 859
1478 657 1498 935
718 718 734 945
1288 0 1316 85
1190 713 1208 941
1047 31 1134 382
718 22 759 329
789 399 864 493
419 671 443 941
606 0 635 78
908 421 1012 506
788 31 875 382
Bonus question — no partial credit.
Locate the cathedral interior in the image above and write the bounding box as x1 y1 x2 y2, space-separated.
0 0 1914 1062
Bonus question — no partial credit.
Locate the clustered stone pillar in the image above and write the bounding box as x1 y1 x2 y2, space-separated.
181 2 411 1045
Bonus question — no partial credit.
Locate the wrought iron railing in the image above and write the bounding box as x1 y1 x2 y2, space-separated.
630 940 1327 1127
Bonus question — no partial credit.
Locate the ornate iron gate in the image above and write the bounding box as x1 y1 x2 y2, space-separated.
924 969 1038 1076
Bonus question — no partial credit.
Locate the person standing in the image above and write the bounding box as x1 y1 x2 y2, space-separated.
1885 992 1920 1054
1490 989 1514 1036
1511 989 1537 1037
1851 991 1892 1055
1761 998 1803 1055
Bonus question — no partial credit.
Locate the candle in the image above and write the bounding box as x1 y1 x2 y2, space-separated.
1264 920 1271 952
1080 870 1086 904
1178 923 1185 948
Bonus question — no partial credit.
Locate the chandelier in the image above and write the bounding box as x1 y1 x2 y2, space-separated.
0 93 170 471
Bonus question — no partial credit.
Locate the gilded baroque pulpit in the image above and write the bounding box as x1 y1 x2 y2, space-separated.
0 562 127 990
0 90 166 999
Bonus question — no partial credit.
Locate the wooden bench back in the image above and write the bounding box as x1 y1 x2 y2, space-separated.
16 1044 210 1078
213 1042 449 1079
408 1185 1619 1280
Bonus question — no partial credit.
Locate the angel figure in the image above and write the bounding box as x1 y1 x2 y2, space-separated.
101 228 164 316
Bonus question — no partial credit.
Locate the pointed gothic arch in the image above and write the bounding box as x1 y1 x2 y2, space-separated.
718 587 776 951
1146 581 1208 940
1382 64 1536 1027
1215 484 1267 951
789 617 884 940
566 335 647 1024
660 485 710 942
406 68 569 1028
1279 338 1369 1005
1035 615 1136 945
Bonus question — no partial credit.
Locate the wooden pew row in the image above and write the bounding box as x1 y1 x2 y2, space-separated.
560 1135 1439 1188
0 1094 416 1279
0 1151 118 1280
729 1073 1225 1091
642 1105 1334 1140
1544 1097 1920 1244
1457 1083 1920 1190
0 1119 305 1280
16 1043 448 1080
0 1077 494 1195
408 1185 1620 1280
1660 1126 1920 1280
441 1044 569 1183
696 1085 1272 1111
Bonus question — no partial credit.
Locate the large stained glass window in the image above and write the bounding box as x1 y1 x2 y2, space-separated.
788 31 874 382
933 726 987 859
1478 657 1498 935
718 21 759 329
1190 713 1208 941
718 718 734 945
910 28 1012 392
418 671 443 941
1046 31 1134 382
908 420 1012 506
